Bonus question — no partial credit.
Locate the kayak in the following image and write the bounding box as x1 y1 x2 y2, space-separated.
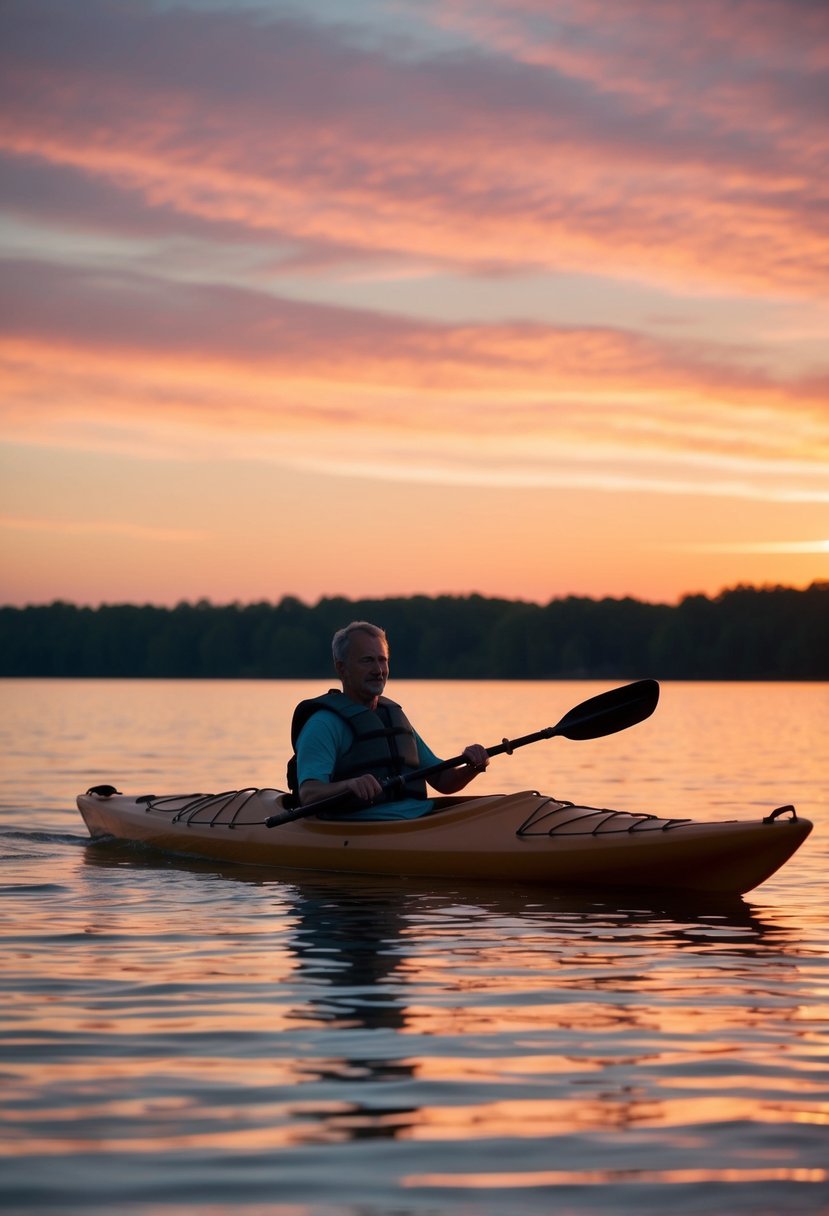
76 787 812 895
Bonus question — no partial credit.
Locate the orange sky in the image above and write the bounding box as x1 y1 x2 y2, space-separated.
1 0 827 607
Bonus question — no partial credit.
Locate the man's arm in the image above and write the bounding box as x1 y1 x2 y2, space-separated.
299 773 383 806
428 743 490 794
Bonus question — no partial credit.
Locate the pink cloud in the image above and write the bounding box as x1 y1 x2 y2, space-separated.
1 0 827 294
2 258 826 477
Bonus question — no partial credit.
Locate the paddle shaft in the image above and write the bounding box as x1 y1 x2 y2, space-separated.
265 679 659 828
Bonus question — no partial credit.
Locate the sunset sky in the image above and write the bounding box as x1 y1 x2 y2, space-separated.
1 0 827 608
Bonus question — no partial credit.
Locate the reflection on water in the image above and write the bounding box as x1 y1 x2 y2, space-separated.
3 840 829 1212
1 679 827 1214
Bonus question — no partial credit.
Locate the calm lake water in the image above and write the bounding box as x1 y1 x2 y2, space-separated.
1 678 827 1216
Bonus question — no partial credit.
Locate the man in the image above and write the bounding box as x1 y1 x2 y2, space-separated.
289 620 490 819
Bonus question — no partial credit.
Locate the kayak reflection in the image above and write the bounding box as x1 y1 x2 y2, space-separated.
78 843 810 1152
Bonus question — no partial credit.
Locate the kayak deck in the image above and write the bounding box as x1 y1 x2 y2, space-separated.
76 787 813 895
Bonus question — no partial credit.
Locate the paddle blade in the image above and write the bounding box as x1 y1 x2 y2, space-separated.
554 679 659 741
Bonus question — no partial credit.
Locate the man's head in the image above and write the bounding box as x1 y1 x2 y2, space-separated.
332 621 389 706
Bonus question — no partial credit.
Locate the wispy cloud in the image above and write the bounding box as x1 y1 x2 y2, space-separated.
2 0 827 295
0 516 205 542
671 538 829 554
2 259 826 461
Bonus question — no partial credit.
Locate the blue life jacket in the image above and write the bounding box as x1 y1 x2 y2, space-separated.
287 690 428 802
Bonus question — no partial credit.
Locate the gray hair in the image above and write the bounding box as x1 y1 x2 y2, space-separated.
332 621 388 665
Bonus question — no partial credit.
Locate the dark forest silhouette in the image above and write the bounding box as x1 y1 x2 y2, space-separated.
2 583 825 680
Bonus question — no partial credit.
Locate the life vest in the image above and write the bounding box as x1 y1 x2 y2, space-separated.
287 690 427 802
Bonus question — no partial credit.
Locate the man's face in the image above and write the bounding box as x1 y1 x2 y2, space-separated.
337 631 389 706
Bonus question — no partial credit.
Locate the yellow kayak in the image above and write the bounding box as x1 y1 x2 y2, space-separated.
76 787 812 895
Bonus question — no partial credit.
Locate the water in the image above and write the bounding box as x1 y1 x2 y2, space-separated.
1 679 827 1216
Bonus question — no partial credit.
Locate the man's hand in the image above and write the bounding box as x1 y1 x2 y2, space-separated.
462 744 490 772
344 774 384 802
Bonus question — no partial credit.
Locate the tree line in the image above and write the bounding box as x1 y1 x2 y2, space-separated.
1 583 825 680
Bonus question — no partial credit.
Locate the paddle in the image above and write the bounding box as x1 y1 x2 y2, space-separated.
265 678 659 828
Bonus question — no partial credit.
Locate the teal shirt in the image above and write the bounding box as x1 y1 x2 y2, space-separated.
296 709 441 820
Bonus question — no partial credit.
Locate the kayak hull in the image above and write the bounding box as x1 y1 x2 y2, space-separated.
76 788 813 895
